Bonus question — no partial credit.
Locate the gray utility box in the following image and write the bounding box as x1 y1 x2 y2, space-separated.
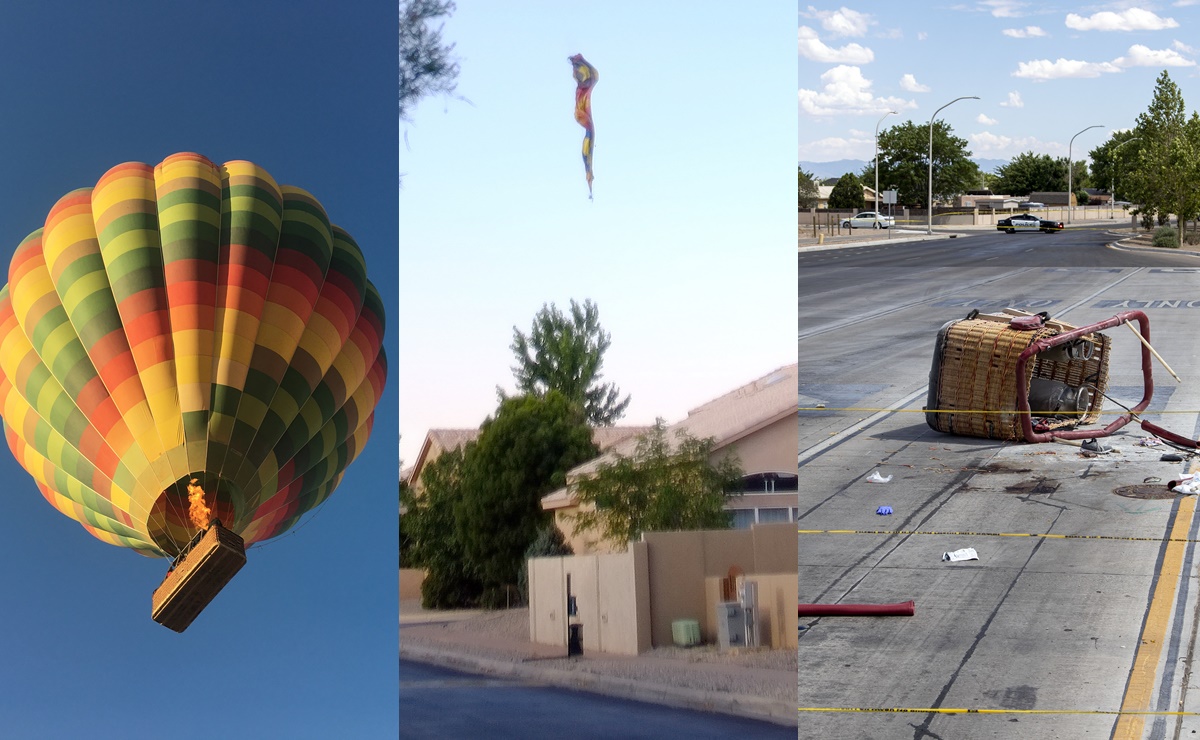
716 602 747 649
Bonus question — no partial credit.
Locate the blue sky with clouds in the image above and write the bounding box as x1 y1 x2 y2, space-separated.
799 2 1200 164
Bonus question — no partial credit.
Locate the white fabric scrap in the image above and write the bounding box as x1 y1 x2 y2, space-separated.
866 471 892 483
942 547 979 562
1173 474 1200 495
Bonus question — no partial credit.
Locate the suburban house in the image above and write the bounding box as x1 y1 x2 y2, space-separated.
815 183 877 209
540 364 799 555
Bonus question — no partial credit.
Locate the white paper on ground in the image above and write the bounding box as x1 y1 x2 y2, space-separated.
942 547 979 562
866 471 893 483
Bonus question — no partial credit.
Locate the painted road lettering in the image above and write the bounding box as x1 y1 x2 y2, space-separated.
1095 300 1200 309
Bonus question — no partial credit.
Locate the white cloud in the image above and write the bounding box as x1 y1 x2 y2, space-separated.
1013 58 1121 80
1175 40 1198 54
977 113 999 125
798 26 874 64
999 91 1024 107
1065 9 1178 31
980 0 1028 18
798 65 918 117
1174 0 1199 6
899 74 931 92
1113 44 1196 67
797 135 874 161
803 6 872 37
970 131 1060 157
917 31 928 41
1003 26 1046 38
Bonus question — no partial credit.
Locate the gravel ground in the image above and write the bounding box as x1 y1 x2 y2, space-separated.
401 607 798 703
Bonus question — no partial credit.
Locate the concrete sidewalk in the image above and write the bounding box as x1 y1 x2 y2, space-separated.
399 600 798 727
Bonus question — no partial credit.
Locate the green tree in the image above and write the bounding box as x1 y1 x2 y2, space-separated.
990 152 1061 196
455 392 598 606
1125 71 1200 248
399 0 460 120
828 172 865 210
517 525 574 603
401 448 483 608
569 421 743 549
1089 130 1143 203
798 167 820 209
862 120 980 206
508 299 630 426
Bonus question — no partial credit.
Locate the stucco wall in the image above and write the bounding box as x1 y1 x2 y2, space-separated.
714 414 797 474
528 542 651 656
642 522 797 649
399 568 426 600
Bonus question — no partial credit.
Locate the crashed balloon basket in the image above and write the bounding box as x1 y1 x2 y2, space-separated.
925 308 1195 448
0 153 387 631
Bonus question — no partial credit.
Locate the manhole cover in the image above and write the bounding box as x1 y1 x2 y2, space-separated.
1004 478 1059 495
1113 484 1175 500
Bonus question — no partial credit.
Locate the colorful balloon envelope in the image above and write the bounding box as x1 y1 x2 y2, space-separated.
0 153 387 559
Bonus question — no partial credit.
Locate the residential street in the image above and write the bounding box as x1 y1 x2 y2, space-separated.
798 262 1200 738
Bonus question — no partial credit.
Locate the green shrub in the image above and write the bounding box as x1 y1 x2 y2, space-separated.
1152 226 1179 248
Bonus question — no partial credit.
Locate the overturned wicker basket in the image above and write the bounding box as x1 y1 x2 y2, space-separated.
925 309 1112 441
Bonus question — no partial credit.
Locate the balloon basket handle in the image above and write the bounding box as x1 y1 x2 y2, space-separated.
151 523 246 633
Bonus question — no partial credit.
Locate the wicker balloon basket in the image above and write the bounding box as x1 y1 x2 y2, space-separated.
925 309 1112 441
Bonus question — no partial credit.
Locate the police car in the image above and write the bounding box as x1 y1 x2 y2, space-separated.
996 213 1064 234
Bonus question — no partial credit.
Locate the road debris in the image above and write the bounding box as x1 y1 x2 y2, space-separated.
876 506 893 516
866 471 893 483
943 547 979 562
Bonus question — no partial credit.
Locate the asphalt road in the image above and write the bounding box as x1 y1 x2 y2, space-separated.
798 264 1200 739
399 659 795 739
798 225 1200 268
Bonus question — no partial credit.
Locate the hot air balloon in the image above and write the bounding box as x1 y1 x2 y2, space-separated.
0 152 387 630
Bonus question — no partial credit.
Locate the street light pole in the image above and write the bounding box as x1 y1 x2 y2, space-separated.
1067 124 1103 225
1109 136 1141 219
875 110 897 218
928 96 979 235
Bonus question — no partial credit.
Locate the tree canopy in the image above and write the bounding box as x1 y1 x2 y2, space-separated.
862 120 979 207
828 172 865 210
1123 71 1200 247
569 421 743 549
399 0 460 120
401 447 483 608
991 151 1084 197
509 299 630 426
454 391 598 606
798 167 820 210
1089 129 1143 203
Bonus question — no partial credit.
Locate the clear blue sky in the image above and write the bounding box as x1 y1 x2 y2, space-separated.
799 2 1200 165
0 3 397 737
399 2 798 465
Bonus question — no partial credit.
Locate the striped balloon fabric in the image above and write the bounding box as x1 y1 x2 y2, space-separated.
0 153 387 557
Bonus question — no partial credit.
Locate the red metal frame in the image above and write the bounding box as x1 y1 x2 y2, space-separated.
1015 310 1156 443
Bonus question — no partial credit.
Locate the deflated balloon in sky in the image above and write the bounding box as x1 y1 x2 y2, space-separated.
0 152 387 559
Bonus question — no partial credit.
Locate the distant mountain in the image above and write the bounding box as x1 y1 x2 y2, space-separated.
800 158 1011 180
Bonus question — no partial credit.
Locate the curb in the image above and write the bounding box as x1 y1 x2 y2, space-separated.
1107 235 1200 258
400 641 798 728
798 231 964 253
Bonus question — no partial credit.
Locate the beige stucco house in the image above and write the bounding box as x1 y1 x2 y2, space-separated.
541 364 799 554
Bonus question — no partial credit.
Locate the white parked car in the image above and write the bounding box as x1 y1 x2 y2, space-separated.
840 211 894 229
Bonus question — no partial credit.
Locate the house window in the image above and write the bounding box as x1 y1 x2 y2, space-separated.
730 510 756 529
729 507 796 529
756 508 791 523
735 472 799 494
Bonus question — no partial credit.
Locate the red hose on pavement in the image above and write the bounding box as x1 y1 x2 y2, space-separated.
798 601 915 617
